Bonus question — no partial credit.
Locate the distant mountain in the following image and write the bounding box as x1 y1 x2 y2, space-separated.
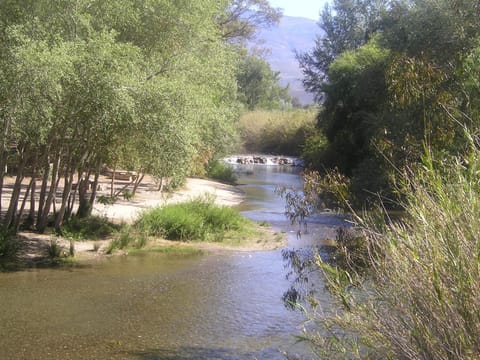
251 15 320 104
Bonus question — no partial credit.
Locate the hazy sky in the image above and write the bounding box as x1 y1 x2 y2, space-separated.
268 0 330 21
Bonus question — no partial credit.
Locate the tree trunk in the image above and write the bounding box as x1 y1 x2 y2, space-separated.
37 156 51 224
157 177 164 192
77 169 92 218
37 155 61 232
54 167 76 231
110 162 116 198
51 166 63 218
86 161 102 215
66 170 81 219
113 179 135 198
4 161 25 229
132 171 145 195
14 177 34 232
28 176 36 227
0 115 13 217
0 163 5 218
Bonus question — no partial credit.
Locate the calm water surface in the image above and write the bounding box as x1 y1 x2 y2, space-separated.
0 164 346 359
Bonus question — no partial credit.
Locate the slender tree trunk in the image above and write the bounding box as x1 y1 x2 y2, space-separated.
28 176 36 227
4 161 25 229
0 115 13 217
37 155 51 224
77 167 94 218
132 171 145 195
86 161 102 215
52 166 63 218
37 155 61 232
0 161 6 219
157 177 164 192
14 177 34 232
66 170 81 219
110 162 116 198
113 179 135 198
54 168 75 231
0 163 5 218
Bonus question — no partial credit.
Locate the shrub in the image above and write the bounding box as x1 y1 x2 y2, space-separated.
45 239 63 259
205 160 237 184
0 226 19 261
301 130 328 170
60 215 120 240
106 226 149 254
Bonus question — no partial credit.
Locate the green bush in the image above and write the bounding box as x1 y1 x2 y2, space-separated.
0 226 19 261
60 215 120 240
45 239 63 259
301 130 328 170
135 196 246 242
205 160 237 184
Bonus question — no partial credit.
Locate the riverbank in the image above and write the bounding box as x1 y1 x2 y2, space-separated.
91 176 246 223
12 176 286 267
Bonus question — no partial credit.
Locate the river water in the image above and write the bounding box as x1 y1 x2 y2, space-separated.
0 164 346 359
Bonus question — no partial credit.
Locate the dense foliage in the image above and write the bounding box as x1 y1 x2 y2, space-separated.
290 141 480 359
287 1 480 358
298 0 480 208
236 53 292 110
0 0 285 235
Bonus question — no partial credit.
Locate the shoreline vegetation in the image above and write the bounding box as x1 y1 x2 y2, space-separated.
2 176 286 270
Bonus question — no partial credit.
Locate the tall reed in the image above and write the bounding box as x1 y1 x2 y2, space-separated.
239 109 317 155
302 149 480 359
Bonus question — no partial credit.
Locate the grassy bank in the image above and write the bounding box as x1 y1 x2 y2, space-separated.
93 195 285 254
106 196 284 253
0 195 284 270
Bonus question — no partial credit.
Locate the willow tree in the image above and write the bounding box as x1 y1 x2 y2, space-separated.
0 0 241 232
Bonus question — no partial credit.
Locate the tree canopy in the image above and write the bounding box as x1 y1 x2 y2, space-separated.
0 0 245 232
236 53 292 110
298 0 480 207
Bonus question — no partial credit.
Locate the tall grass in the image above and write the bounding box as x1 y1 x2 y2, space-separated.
296 149 480 359
105 226 148 254
135 196 247 242
239 109 317 155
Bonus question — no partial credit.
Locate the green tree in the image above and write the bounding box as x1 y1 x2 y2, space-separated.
297 0 387 102
0 0 241 233
219 0 282 43
297 0 480 207
236 53 291 110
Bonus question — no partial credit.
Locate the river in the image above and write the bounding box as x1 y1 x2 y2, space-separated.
0 164 346 359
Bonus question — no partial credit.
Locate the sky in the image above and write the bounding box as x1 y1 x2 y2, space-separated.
268 0 330 21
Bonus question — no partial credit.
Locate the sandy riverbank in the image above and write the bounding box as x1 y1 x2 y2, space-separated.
91 176 246 223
